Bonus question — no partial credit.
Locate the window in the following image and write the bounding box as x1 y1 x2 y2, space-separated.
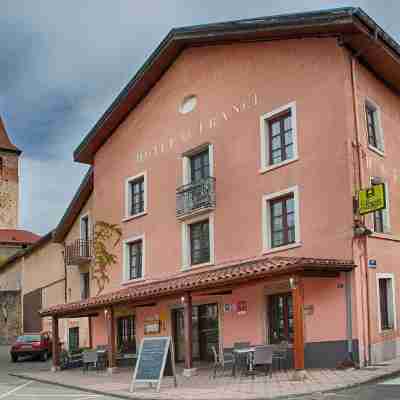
190 220 210 265
81 272 90 300
260 102 298 172
365 100 384 153
80 215 90 241
262 186 300 253
128 240 143 280
123 234 145 282
130 177 144 215
68 327 79 353
182 144 213 185
125 172 147 219
377 274 396 332
190 149 210 183
370 179 390 234
117 316 136 353
270 194 295 248
182 215 214 269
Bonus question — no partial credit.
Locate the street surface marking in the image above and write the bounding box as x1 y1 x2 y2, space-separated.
379 376 400 385
0 381 33 399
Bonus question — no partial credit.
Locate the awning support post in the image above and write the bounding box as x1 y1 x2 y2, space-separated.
183 292 196 376
51 316 60 372
292 276 306 380
105 307 116 373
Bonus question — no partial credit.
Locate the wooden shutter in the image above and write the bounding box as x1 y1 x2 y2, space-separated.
23 289 42 332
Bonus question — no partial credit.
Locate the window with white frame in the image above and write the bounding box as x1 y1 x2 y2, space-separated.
262 186 300 252
123 235 145 282
182 215 214 269
377 274 396 331
125 172 147 219
365 100 384 153
182 143 214 185
260 102 298 172
370 178 390 234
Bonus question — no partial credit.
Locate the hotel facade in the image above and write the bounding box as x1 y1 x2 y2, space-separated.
41 8 400 372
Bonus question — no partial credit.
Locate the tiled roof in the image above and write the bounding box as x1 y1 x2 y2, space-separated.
40 255 354 317
0 229 40 244
0 117 21 154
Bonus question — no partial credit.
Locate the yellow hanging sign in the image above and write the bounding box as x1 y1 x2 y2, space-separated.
358 183 386 215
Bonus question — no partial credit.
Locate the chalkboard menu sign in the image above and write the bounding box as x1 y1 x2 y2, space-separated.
130 336 176 393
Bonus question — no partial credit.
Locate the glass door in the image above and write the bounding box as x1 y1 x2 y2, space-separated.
268 293 293 344
198 303 219 361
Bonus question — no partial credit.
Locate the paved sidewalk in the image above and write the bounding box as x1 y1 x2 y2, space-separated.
9 359 400 400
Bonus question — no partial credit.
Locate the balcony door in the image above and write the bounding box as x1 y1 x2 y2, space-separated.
80 215 90 257
190 149 210 183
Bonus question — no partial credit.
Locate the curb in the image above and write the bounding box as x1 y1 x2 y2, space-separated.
9 367 400 400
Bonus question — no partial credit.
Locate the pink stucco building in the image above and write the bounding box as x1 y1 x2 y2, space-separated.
41 8 400 372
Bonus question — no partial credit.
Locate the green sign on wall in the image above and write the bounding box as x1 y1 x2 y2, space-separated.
358 183 386 215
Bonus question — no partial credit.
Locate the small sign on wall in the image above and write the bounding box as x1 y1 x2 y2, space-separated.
237 301 248 315
144 320 161 335
368 259 377 269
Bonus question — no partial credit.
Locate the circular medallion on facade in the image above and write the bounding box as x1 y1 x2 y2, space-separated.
179 95 197 114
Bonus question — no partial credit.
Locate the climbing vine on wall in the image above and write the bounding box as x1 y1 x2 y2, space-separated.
92 221 122 295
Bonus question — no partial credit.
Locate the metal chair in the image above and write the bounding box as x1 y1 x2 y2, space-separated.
233 342 251 377
82 350 98 373
249 345 274 379
211 346 234 378
273 341 289 371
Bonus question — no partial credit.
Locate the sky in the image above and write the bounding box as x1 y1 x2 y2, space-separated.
1 0 399 235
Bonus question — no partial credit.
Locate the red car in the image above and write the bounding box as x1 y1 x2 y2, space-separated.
10 332 52 362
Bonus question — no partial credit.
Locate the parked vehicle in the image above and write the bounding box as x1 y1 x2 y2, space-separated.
10 332 52 362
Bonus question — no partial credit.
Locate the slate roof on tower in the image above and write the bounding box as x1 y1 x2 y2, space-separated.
0 117 21 155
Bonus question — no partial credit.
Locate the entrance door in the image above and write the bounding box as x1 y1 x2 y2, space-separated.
172 308 200 362
172 303 218 362
198 304 219 361
68 327 79 353
268 293 294 344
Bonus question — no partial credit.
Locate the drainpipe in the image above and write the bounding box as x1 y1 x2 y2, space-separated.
62 249 67 303
348 37 377 366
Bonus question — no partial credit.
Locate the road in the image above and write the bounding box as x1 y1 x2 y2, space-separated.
285 375 400 400
0 346 116 400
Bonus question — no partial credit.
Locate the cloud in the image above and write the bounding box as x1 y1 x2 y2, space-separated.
1 0 399 234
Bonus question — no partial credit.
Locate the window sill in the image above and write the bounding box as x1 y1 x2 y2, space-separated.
181 261 214 272
259 157 299 175
368 145 385 158
122 211 147 223
121 277 146 286
369 232 400 242
262 242 302 255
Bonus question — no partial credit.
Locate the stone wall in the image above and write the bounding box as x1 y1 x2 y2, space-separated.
0 290 21 345
0 150 19 229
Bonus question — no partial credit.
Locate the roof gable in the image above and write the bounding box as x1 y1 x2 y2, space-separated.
73 7 400 164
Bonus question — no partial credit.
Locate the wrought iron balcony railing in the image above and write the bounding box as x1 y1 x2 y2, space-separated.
65 239 93 266
176 177 216 218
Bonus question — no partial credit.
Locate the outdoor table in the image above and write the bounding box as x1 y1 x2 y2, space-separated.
232 347 256 377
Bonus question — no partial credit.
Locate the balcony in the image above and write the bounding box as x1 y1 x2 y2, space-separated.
176 177 216 219
65 239 93 266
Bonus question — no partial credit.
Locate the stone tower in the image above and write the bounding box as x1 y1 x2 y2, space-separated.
0 117 21 229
